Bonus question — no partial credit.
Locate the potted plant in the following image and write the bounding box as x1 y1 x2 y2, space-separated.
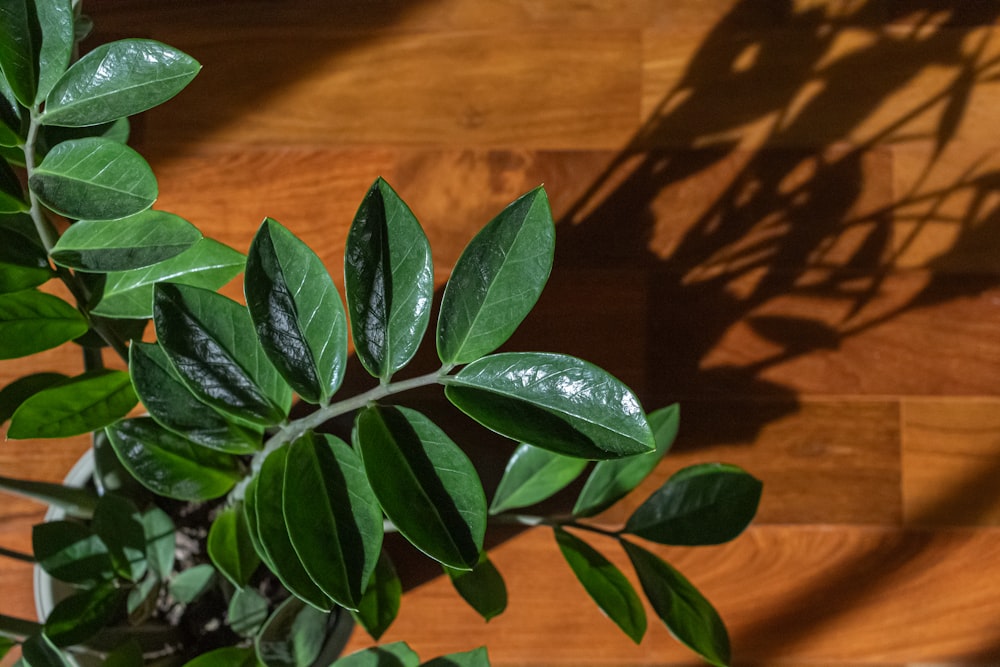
0 2 762 666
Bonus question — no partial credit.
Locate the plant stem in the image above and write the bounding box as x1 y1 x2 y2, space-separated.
491 513 622 539
0 545 35 563
0 614 42 641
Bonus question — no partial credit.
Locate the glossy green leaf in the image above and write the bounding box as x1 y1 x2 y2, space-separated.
208 503 260 588
255 596 332 667
130 342 261 454
444 553 507 622
0 372 66 423
624 463 762 546
331 642 419 667
574 403 680 517
29 137 157 220
92 238 244 319
141 506 176 580
0 74 24 146
0 158 26 213
445 352 654 460
32 0 73 105
622 539 730 667
154 282 292 427
169 563 216 604
0 222 52 293
40 116 130 150
181 647 257 667
92 493 147 582
490 443 587 515
0 289 87 359
352 550 400 641
228 587 269 637
246 218 348 403
44 583 125 647
51 210 201 272
345 177 433 380
252 447 334 611
554 527 645 644
20 633 74 667
105 417 241 501
284 433 384 610
8 370 137 439
355 405 486 570
32 520 113 585
42 39 200 127
421 647 490 667
437 186 554 366
0 0 42 106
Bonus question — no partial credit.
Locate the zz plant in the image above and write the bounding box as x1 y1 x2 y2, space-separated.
0 2 762 666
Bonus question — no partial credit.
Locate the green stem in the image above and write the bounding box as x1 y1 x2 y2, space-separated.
0 614 42 641
0 545 35 563
492 513 622 539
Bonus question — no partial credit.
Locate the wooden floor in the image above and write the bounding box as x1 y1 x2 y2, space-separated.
4 0 1000 664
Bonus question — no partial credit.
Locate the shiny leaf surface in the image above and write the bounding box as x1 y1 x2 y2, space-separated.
444 553 507 622
0 289 87 359
32 520 113 585
45 584 124 647
0 372 66 423
490 443 587 515
352 550 400 641
255 596 331 667
437 186 554 365
445 352 654 459
208 503 260 588
0 0 72 106
7 370 137 439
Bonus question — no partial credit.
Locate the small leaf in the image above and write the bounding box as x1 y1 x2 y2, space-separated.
445 352 654 460
92 493 148 582
228 587 269 637
355 405 486 570
345 177 433 381
0 289 87 359
181 647 257 667
255 596 332 667
437 186 554 365
32 520 113 585
444 553 507 622
490 443 587 515
20 633 74 667
154 283 292 427
0 372 66 424
208 503 260 589
246 218 348 403
105 417 241 501
624 463 762 546
8 370 137 439
44 583 125 647
29 137 157 220
284 433 384 610
421 647 490 667
92 238 244 319
42 39 200 127
141 506 176 580
622 539 730 667
554 527 645 644
51 210 202 272
331 643 420 667
352 550 401 640
169 563 216 604
573 404 680 517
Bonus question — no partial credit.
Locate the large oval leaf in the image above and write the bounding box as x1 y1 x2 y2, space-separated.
283 433 384 610
0 0 73 106
0 289 87 359
621 539 730 667
436 186 554 366
445 352 653 460
32 520 113 586
354 405 486 570
154 282 292 427
0 372 67 424
29 137 157 220
42 39 200 127
105 417 241 501
0 222 53 293
554 527 645 644
208 504 261 588
624 463 762 546
7 370 137 439
490 443 587 515
352 550 400 641
51 210 201 272
246 218 347 404
573 403 680 517
444 553 507 622
344 178 433 381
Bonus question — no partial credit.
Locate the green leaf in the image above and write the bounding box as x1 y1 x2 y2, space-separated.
51 210 202 272
130 342 261 454
355 405 486 570
0 372 66 423
284 433 384 611
181 647 257 667
92 493 147 582
0 0 39 106
251 447 334 611
40 117 130 150
437 186 554 366
0 637 13 661
0 74 24 147
0 221 52 293
32 520 113 585
444 553 507 622
352 550 401 641
445 352 654 460
421 647 490 667
621 539 730 667
208 503 260 589
554 527 645 644
490 443 587 515
0 474 97 517
127 572 160 622
101 639 143 667
246 218 348 403
141 506 176 580
331 643 420 667
255 596 331 667
0 157 27 213
20 633 74 667
154 283 292 427
573 403 680 517
44 583 125 647
345 177 433 381
105 417 241 501
92 238 244 319
0 289 87 359
624 463 762 546
169 563 216 604
228 587 269 637
29 137 157 220
42 39 200 127
8 370 137 439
